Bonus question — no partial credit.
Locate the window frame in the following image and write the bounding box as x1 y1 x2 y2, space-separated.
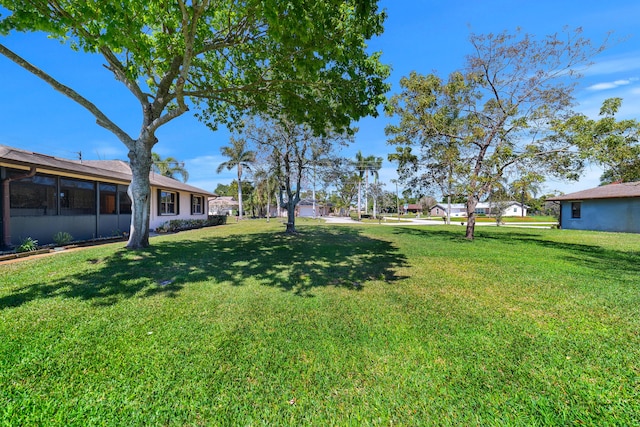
158 189 179 216
571 201 582 219
9 172 58 216
191 195 204 215
60 177 97 216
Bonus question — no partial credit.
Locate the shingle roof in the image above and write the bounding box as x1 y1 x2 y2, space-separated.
0 145 132 182
547 182 640 201
0 144 214 196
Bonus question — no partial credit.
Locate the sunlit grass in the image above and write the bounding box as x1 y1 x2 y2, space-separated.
1 221 638 425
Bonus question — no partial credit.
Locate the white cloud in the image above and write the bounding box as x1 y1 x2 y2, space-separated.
586 77 638 91
582 53 640 77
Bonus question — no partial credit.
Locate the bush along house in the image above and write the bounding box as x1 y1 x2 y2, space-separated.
0 145 214 248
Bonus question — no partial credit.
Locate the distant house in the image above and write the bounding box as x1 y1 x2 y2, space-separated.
1 145 214 248
430 201 528 218
499 201 529 217
547 182 640 233
297 198 331 217
208 196 238 216
430 203 467 217
404 203 422 214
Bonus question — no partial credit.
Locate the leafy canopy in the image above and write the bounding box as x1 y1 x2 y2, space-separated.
0 0 390 248
1 0 390 139
550 98 640 184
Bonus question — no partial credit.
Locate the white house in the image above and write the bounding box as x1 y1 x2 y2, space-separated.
208 196 238 216
430 201 528 218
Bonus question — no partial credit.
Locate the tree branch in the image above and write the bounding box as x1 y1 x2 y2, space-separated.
0 43 133 147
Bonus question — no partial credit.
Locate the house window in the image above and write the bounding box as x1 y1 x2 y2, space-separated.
9 173 57 216
60 178 96 215
119 186 132 214
159 190 178 215
571 202 581 219
191 195 204 215
513 207 517 213
99 183 117 214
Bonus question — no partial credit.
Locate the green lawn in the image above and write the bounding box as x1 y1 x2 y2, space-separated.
1 220 639 426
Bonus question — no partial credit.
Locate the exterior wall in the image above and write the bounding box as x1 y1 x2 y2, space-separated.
502 204 527 217
298 205 315 217
431 203 527 217
5 172 132 246
11 215 97 245
560 198 640 233
430 206 466 217
150 188 209 231
297 205 330 217
5 177 207 246
98 214 132 237
10 215 131 246
208 197 237 216
209 206 235 216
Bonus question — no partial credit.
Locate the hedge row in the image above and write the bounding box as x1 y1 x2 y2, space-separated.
156 215 227 233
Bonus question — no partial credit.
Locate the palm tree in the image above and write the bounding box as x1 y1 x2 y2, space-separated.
368 156 383 218
354 151 367 219
151 152 189 182
216 137 256 220
253 165 279 222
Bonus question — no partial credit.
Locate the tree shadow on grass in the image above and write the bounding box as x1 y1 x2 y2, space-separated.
393 226 640 278
0 226 408 309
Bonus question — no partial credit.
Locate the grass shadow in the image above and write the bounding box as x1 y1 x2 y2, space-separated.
1 226 408 309
392 226 640 278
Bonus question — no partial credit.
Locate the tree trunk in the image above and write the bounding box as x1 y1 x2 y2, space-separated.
286 201 296 233
126 145 153 249
373 177 378 219
365 173 369 214
465 195 479 240
357 181 362 219
266 188 271 222
238 168 243 220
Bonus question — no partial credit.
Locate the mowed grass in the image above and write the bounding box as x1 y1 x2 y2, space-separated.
1 219 639 426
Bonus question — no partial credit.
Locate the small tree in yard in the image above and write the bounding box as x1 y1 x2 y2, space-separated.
386 28 605 240
0 1 389 249
320 157 359 216
492 200 510 226
244 117 352 233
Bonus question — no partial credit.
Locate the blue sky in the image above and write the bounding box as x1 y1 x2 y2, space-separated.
1 1 640 197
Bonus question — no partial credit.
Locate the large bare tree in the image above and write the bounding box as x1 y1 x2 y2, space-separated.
386 29 605 239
